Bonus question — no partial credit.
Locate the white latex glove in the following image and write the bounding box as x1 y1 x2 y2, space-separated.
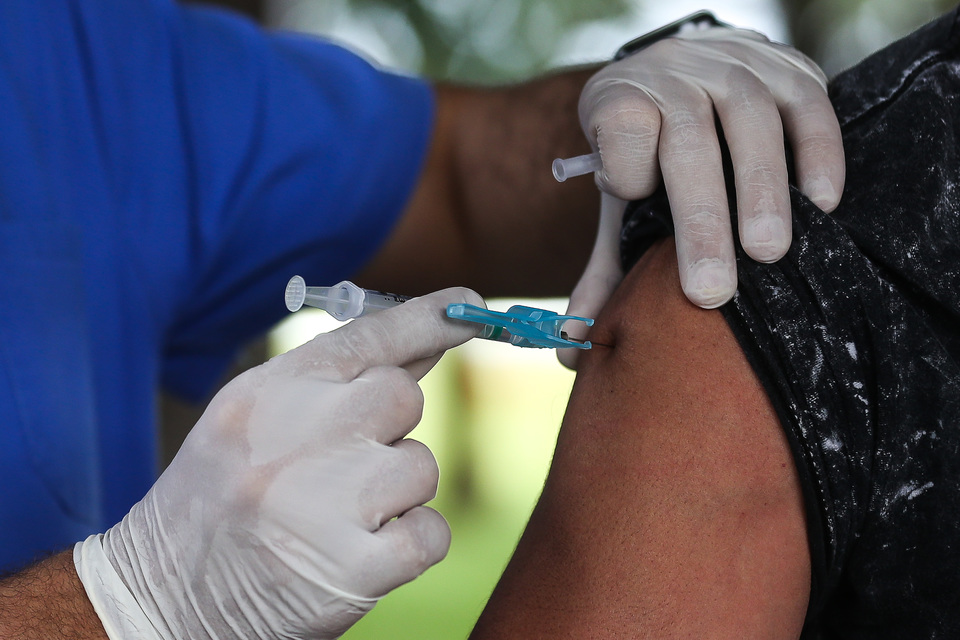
560 22 845 368
74 287 483 640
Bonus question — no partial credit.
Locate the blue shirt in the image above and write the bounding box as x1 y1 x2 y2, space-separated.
0 0 433 571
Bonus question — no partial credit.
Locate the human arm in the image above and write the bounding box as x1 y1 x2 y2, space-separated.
356 68 599 298
469 239 810 637
358 18 844 319
0 552 108 640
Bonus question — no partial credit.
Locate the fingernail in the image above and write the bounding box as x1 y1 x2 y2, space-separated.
744 215 789 263
685 260 736 309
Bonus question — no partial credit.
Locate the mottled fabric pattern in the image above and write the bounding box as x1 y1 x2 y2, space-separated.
620 9 960 638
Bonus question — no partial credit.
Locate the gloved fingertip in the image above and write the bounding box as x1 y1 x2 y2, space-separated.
408 506 452 563
803 175 841 212
742 215 790 263
436 286 485 310
557 347 581 371
683 261 737 309
556 301 594 371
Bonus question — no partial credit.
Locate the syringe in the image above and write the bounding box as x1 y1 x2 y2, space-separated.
284 276 595 349
284 276 409 321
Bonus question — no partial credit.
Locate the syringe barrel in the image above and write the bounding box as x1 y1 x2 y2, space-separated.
285 276 410 321
354 288 411 314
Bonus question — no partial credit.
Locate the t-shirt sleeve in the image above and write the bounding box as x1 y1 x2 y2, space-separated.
155 5 434 399
38 0 433 400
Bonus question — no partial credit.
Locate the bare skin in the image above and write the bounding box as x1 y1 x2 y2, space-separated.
0 551 108 639
470 239 811 639
356 70 598 298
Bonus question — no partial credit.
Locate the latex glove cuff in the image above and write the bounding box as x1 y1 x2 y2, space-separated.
74 534 162 640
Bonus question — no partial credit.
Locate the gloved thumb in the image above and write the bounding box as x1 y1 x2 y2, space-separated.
558 193 626 370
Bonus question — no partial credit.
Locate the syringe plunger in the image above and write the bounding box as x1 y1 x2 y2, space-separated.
284 276 409 321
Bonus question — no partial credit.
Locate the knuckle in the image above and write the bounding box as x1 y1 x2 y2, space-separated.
793 126 841 160
400 439 441 489
660 109 715 155
392 534 430 573
738 158 783 187
202 373 257 435
311 330 370 381
782 48 827 85
721 86 778 129
329 318 399 379
643 36 694 63
393 509 450 570
596 111 659 154
782 73 831 111
593 94 661 132
363 366 423 424
582 77 658 125
722 64 764 91
675 203 727 241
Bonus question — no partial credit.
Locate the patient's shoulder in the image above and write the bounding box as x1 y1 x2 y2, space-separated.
470 239 810 639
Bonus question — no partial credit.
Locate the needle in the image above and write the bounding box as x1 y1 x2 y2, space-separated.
560 333 614 349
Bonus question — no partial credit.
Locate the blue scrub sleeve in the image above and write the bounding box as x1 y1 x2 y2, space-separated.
155 5 434 399
0 2 436 563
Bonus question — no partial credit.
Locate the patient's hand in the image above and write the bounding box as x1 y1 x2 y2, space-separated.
471 239 810 639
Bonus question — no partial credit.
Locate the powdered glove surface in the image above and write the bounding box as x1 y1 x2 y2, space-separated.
74 287 484 640
565 23 844 351
558 191 626 370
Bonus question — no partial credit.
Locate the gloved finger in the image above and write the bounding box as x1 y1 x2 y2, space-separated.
347 366 424 443
707 37 844 212
579 78 663 201
232 364 423 460
402 351 445 382
357 439 440 529
364 506 451 597
402 295 491 380
559 192 626 370
295 287 484 382
659 90 737 308
710 70 792 263
778 77 845 212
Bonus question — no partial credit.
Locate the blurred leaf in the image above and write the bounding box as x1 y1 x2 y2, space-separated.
343 0 633 81
779 0 959 74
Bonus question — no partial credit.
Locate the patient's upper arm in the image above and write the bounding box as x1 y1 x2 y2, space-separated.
470 239 810 639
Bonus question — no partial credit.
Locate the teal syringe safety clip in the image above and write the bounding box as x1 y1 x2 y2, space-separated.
446 303 594 349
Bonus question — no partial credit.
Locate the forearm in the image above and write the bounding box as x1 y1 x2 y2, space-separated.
356 67 602 298
0 550 108 640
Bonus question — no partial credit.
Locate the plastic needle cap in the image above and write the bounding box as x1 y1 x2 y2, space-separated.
552 152 602 182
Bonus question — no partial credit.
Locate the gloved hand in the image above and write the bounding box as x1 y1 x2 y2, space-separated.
74 287 483 640
560 22 845 368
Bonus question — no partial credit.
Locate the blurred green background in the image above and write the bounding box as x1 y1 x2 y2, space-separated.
176 0 958 637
